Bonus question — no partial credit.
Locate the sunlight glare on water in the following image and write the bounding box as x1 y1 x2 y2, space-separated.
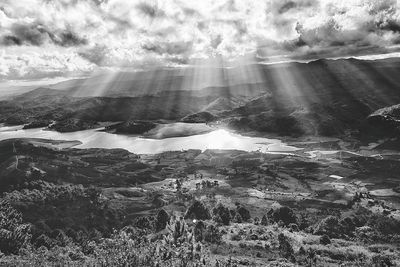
0 125 300 154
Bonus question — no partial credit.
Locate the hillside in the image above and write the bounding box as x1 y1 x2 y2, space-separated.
0 138 399 266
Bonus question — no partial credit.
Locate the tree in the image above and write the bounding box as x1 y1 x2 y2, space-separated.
212 204 231 225
204 224 222 244
155 209 170 231
133 216 154 230
371 254 394 267
233 213 243 223
278 233 295 262
313 216 341 238
184 200 210 220
271 206 297 226
193 221 205 242
236 206 251 222
261 215 269 226
0 200 31 254
339 217 356 237
33 234 53 249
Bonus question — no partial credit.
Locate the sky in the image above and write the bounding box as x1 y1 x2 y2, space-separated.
1 0 400 82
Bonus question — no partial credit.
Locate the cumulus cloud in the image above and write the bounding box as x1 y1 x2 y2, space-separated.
1 0 400 80
257 0 400 59
0 48 95 80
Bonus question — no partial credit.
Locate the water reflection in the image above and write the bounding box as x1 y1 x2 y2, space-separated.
0 125 300 154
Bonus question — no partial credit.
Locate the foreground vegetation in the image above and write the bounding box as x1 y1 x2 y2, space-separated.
0 139 399 266
1 194 399 266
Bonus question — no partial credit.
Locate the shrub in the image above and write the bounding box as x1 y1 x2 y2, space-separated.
184 200 211 220
320 234 331 245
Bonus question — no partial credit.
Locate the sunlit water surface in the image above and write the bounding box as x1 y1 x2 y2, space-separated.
0 124 300 154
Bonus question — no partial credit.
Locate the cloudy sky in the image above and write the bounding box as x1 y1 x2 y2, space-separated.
1 0 400 81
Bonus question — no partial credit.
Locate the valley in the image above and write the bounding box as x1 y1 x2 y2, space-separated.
0 57 400 266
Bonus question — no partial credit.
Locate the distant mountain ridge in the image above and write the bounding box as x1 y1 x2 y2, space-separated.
2 57 400 139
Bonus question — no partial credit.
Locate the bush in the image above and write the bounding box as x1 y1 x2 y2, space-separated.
320 234 331 245
184 200 211 220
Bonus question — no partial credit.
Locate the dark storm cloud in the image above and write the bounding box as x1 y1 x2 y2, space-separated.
10 23 48 46
0 22 87 47
52 31 88 47
0 35 21 46
376 19 400 33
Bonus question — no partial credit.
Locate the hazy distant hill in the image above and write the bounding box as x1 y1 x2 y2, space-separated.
2 57 400 138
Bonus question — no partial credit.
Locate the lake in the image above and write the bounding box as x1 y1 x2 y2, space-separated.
0 123 300 154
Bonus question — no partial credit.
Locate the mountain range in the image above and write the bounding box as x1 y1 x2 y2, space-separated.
1 57 400 140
